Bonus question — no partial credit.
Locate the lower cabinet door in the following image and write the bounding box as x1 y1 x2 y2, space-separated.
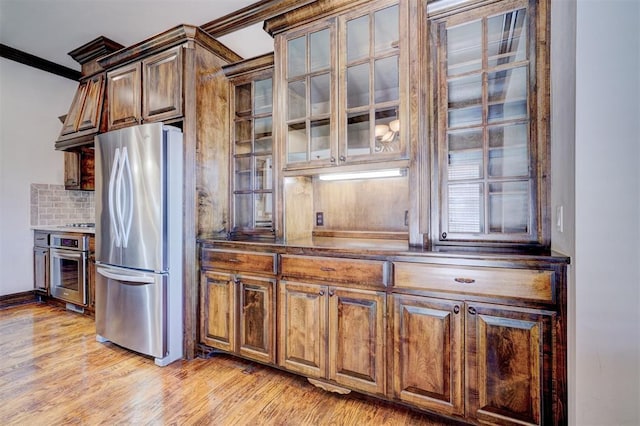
329 287 386 395
392 294 464 416
238 276 276 364
278 280 327 378
200 271 235 352
466 302 555 426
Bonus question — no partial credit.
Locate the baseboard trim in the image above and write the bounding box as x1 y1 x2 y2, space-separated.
0 291 38 309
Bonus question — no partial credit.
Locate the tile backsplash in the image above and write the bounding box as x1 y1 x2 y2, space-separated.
31 184 95 226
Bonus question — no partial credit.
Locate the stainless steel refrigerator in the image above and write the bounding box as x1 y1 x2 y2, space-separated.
94 123 183 366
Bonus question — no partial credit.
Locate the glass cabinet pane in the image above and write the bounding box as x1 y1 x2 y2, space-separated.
288 123 307 163
234 194 252 228
254 117 272 153
288 36 306 77
448 183 483 233
255 193 273 228
448 129 483 180
255 156 273 190
310 29 331 72
310 119 330 160
374 108 399 153
347 15 369 62
254 78 273 114
374 56 399 103
488 181 529 233
347 64 370 108
235 120 252 154
488 124 528 177
374 5 399 53
288 80 307 120
447 74 482 127
235 157 252 190
347 112 370 155
310 73 331 115
488 9 527 67
487 67 528 123
447 20 482 76
235 83 251 116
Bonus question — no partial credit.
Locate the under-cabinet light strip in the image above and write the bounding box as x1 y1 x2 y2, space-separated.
318 169 405 181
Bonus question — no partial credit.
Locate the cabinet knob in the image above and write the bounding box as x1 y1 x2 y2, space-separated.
329 290 335 297
339 155 346 162
319 290 325 296
330 157 336 163
453 305 460 314
468 306 477 315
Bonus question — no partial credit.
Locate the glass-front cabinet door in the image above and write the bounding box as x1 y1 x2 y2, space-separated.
279 0 406 170
284 21 335 167
226 56 275 238
343 3 402 161
429 0 548 247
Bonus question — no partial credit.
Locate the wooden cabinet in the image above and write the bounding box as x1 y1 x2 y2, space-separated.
33 231 49 294
200 249 276 364
278 254 387 395
272 0 408 171
223 54 275 238
427 0 550 248
392 294 464 416
279 280 386 395
64 147 95 191
107 46 183 130
465 302 554 425
107 62 140 129
392 260 564 425
59 74 105 138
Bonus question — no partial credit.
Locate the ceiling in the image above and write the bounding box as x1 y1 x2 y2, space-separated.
0 0 276 72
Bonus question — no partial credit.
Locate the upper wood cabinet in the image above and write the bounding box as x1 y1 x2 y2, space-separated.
64 147 95 191
107 46 183 130
55 36 124 151
57 74 106 144
272 0 408 171
223 54 276 239
426 0 550 248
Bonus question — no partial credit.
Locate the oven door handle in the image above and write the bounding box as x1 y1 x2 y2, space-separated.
50 248 86 261
97 267 156 284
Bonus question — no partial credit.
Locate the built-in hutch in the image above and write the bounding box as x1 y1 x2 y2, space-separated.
50 0 567 423
198 0 567 425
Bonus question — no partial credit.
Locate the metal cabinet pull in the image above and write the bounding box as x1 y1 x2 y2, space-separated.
320 266 336 272
468 306 477 315
329 290 335 297
453 305 460 314
454 277 475 284
319 290 325 296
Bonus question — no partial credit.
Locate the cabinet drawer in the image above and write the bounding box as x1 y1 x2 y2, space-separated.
393 263 554 303
202 249 276 275
281 255 388 287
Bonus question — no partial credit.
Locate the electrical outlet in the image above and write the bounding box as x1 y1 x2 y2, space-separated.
556 205 564 233
316 212 324 226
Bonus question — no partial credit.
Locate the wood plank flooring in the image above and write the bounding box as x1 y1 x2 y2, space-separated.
0 303 454 425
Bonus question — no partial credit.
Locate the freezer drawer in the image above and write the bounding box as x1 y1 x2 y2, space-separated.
95 265 166 359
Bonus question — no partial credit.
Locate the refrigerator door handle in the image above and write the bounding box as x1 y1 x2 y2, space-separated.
97 266 156 285
108 148 122 247
120 146 134 248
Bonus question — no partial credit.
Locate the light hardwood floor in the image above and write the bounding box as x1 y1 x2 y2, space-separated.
0 303 455 425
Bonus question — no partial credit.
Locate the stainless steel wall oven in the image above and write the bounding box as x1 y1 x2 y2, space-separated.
49 233 90 306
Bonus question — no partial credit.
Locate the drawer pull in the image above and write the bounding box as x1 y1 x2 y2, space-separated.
454 277 475 284
320 266 336 272
227 258 240 263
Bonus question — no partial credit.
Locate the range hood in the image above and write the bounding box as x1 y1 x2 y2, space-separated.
55 37 123 151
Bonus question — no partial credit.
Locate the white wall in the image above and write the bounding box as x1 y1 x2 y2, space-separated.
0 58 77 296
574 0 640 424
